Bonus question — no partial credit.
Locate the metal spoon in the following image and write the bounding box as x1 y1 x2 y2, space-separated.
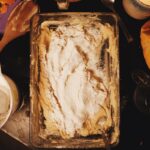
101 0 133 43
132 70 150 88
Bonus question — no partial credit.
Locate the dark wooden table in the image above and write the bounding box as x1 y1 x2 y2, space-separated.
0 0 150 149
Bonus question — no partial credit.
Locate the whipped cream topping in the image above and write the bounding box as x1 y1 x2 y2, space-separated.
38 16 115 139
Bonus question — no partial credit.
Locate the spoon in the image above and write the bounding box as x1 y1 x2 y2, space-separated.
101 0 133 43
132 70 150 114
0 0 38 52
132 70 150 88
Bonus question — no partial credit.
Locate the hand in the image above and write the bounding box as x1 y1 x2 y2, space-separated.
56 0 81 9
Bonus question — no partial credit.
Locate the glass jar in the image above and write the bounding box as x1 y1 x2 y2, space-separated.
123 0 150 19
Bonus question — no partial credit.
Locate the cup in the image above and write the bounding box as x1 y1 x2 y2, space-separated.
123 0 150 19
134 86 150 115
0 67 19 128
132 70 150 114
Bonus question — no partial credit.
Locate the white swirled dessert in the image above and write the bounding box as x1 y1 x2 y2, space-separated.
37 15 116 139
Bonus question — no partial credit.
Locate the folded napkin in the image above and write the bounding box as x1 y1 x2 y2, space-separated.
141 20 150 69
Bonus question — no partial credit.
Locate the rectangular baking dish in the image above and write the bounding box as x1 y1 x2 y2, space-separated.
30 12 119 148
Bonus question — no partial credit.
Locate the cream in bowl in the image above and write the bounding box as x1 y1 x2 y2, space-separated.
0 66 19 128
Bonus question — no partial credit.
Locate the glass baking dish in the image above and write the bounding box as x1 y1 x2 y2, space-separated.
30 12 119 148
